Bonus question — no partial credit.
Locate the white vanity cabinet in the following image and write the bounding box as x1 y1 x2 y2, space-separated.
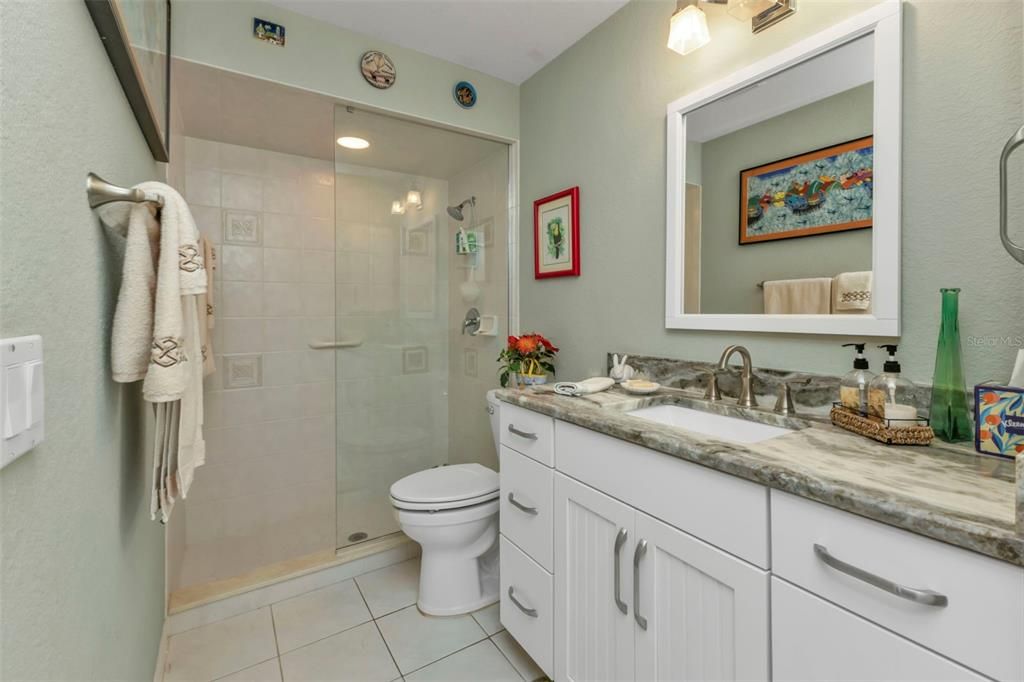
552 447 770 681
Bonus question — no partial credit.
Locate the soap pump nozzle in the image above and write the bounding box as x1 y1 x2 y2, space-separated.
842 342 870 370
877 344 901 373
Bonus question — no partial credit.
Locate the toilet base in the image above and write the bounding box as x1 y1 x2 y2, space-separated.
416 537 499 616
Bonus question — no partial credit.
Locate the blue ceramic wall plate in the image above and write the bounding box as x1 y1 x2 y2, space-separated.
453 81 477 109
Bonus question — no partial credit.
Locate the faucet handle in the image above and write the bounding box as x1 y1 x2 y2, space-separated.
701 369 722 401
774 382 797 415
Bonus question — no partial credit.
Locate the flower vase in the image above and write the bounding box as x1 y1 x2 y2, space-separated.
930 288 973 442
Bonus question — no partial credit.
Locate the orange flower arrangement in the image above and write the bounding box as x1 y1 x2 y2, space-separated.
498 333 559 387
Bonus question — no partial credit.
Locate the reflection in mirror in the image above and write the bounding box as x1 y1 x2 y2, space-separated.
683 34 876 316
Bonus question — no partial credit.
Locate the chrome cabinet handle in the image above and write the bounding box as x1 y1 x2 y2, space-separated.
309 339 362 349
633 539 648 630
507 492 538 516
614 528 629 615
814 544 949 608
508 586 538 618
507 424 538 440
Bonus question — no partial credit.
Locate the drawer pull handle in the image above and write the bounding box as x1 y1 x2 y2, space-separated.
507 424 538 440
614 528 629 615
814 544 949 608
633 539 648 630
508 586 538 617
508 492 538 515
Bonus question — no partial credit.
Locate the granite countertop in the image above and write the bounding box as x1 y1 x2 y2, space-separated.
496 386 1024 567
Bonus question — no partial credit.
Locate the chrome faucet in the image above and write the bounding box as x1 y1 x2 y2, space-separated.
717 345 758 408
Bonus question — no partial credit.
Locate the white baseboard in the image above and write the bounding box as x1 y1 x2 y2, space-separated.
152 617 169 682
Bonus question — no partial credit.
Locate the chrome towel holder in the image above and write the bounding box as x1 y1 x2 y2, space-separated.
999 124 1024 265
86 172 163 209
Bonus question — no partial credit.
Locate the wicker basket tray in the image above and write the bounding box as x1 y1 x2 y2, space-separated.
830 405 934 446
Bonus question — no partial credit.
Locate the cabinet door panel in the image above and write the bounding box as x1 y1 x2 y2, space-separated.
635 512 769 682
772 578 987 682
554 473 635 682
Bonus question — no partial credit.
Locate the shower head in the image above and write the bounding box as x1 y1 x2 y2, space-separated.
447 196 476 221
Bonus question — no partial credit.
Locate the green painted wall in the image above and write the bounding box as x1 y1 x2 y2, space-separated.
520 0 1023 388
0 2 165 680
700 84 874 314
172 0 520 141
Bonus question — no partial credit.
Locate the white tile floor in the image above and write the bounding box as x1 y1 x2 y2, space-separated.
163 558 547 682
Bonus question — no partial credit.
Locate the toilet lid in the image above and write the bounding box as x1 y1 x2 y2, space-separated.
390 464 499 509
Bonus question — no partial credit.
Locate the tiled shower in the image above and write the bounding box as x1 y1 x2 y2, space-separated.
165 86 510 604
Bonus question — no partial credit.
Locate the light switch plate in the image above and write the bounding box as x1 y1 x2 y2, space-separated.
1 335 44 469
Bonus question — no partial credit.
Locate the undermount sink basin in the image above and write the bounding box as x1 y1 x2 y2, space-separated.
627 404 793 444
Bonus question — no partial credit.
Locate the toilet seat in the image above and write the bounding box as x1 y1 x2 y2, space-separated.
390 463 499 512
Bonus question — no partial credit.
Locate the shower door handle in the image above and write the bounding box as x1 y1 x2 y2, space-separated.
309 339 362 349
999 123 1024 265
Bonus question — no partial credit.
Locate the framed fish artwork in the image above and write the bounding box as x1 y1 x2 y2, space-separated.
738 136 873 245
534 187 580 279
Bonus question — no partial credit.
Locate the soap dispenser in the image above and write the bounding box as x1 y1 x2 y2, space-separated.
839 343 875 414
868 345 918 424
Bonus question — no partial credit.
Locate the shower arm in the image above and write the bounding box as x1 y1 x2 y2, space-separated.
999 123 1024 265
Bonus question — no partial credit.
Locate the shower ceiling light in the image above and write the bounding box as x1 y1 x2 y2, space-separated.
667 1 711 56
337 136 370 150
406 190 423 209
391 200 406 215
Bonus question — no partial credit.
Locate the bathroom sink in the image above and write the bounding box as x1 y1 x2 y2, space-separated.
627 404 793 444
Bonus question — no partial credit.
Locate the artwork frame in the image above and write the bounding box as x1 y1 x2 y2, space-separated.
738 135 873 245
533 187 580 279
85 0 171 162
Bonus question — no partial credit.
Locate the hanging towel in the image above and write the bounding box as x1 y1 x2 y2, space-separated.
198 237 217 377
763 277 833 314
106 203 161 382
833 271 873 313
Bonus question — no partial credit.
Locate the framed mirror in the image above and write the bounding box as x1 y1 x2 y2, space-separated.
665 0 901 335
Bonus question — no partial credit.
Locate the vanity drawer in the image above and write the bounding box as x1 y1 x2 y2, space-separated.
771 490 1024 681
500 446 554 570
500 536 553 679
500 403 554 466
556 421 770 567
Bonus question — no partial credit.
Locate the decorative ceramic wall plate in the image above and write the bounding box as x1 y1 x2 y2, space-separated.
453 81 477 108
360 51 396 89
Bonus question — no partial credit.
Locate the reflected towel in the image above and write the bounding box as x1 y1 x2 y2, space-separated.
763 278 833 314
833 271 873 313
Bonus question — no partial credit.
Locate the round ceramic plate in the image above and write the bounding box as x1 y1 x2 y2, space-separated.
621 380 660 395
453 81 477 108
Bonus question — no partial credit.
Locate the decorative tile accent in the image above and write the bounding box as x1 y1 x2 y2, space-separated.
402 346 429 375
463 348 478 378
223 210 262 245
224 354 263 389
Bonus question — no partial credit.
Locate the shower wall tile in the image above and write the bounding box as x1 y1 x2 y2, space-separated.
179 137 337 592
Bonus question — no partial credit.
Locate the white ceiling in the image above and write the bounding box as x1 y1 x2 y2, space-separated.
175 58 506 178
267 0 629 84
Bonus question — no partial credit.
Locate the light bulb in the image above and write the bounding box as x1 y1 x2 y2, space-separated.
391 200 405 215
667 4 711 56
406 190 423 209
337 136 370 150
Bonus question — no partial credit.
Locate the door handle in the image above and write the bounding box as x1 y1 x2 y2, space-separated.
814 544 948 607
633 539 648 630
507 424 538 440
614 528 628 615
507 492 538 515
508 586 538 618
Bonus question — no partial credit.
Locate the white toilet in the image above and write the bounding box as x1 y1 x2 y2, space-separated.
389 390 503 616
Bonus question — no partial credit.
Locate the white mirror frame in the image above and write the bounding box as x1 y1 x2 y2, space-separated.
665 0 902 336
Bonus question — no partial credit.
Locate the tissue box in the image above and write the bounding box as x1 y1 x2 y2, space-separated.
975 383 1024 459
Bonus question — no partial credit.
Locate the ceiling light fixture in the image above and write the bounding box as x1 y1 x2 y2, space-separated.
391 200 406 215
337 136 370 150
406 190 423 210
667 1 711 56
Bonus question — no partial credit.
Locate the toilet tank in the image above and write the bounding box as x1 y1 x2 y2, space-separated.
486 389 501 458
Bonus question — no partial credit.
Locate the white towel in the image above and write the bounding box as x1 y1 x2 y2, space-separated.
833 271 873 313
763 278 833 314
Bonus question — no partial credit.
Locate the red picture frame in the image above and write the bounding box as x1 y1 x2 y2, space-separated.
533 186 580 279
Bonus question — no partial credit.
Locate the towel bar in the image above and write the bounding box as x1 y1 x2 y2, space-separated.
86 172 163 209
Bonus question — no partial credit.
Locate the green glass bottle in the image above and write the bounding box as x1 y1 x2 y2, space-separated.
930 288 973 442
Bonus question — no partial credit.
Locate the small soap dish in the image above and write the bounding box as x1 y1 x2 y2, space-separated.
621 379 660 395
830 403 934 446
